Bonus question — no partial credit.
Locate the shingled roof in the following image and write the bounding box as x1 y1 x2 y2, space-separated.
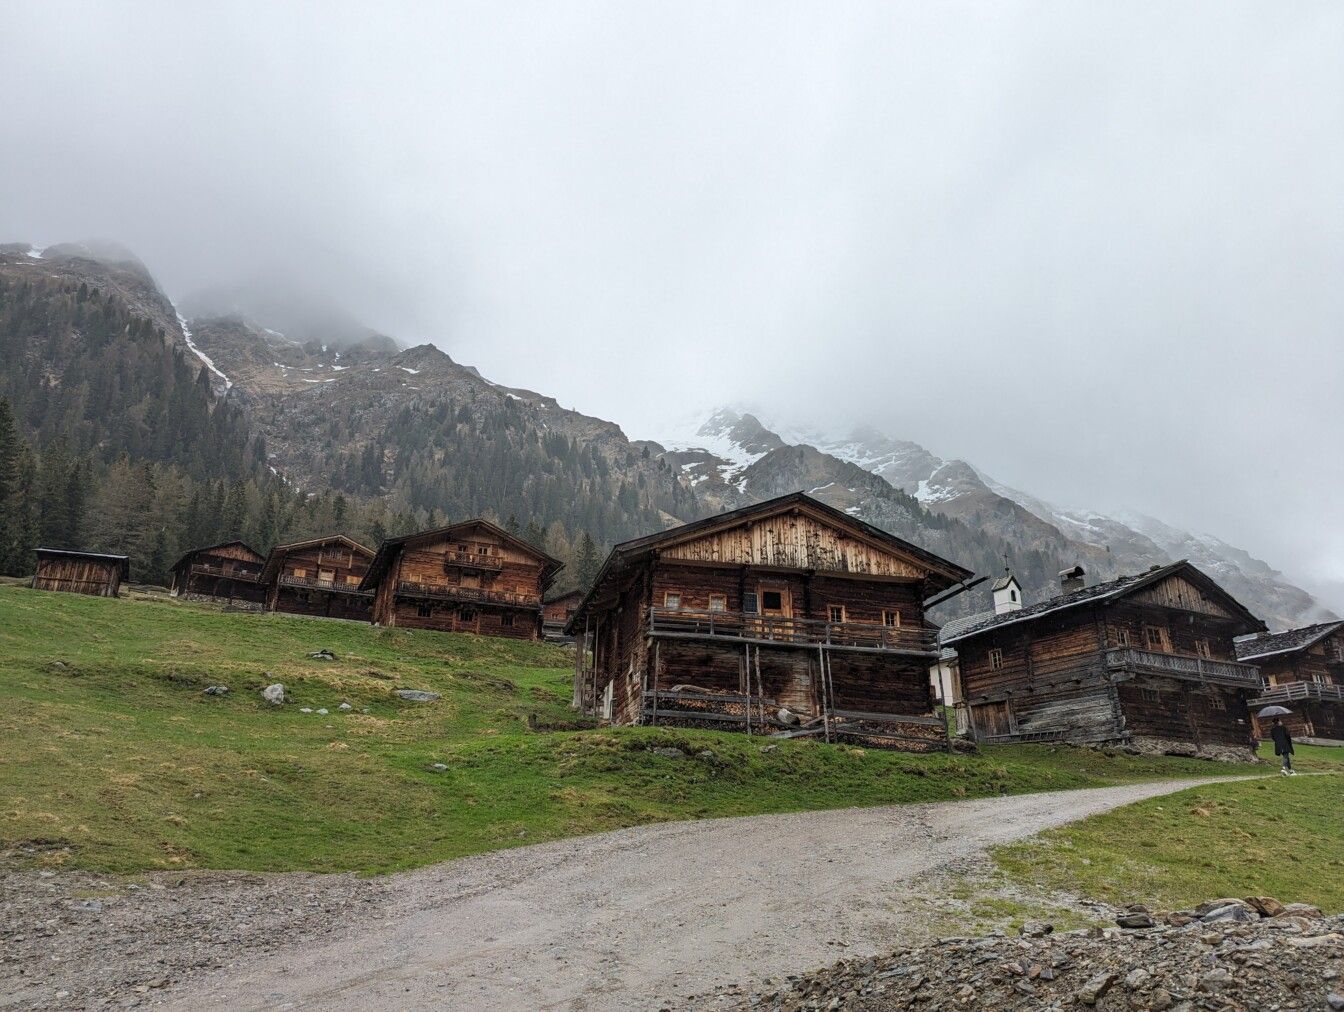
1234 621 1344 662
939 560 1265 646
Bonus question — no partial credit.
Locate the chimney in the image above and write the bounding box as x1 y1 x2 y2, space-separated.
1059 565 1086 594
992 570 1023 615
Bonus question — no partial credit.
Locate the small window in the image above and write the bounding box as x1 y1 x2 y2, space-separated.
762 591 783 611
989 648 1004 671
1114 627 1130 647
708 594 727 612
1009 589 1017 602
1195 638 1212 659
828 605 845 624
664 592 681 610
1209 694 1226 710
1141 687 1161 702
1144 625 1170 652
417 602 432 618
346 574 361 585
742 593 759 614
293 567 307 579
460 607 476 622
883 610 901 628
501 612 514 627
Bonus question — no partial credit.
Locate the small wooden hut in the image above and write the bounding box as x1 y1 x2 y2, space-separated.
260 535 375 621
169 541 266 606
1237 621 1344 745
360 520 562 640
32 549 129 597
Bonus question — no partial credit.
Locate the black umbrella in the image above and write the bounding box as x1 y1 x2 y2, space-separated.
1257 705 1293 718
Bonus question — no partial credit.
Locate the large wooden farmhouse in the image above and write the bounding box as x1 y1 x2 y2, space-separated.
32 548 128 597
360 520 561 639
542 589 585 642
260 535 375 621
566 492 974 749
169 541 266 606
941 561 1266 755
1236 621 1344 745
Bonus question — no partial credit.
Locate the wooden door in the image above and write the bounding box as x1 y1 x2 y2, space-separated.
973 701 1015 739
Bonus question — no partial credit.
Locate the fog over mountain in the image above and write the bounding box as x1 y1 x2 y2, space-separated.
3 3 1342 608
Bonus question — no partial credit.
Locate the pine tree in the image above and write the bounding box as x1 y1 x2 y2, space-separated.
575 531 600 591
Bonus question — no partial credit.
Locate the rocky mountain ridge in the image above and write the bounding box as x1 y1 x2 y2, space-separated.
1 239 1331 627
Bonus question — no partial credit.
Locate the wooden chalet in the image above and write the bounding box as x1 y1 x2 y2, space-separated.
260 535 375 621
941 561 1266 755
360 520 562 639
169 541 266 606
566 492 975 750
542 589 584 642
32 548 129 597
1237 622 1344 745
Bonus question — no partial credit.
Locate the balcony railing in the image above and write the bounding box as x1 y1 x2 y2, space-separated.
1254 681 1344 705
444 551 505 571
646 607 938 654
395 581 539 608
278 574 372 595
1105 647 1262 688
190 563 261 581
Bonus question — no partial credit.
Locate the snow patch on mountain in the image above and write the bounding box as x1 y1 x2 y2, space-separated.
176 312 232 392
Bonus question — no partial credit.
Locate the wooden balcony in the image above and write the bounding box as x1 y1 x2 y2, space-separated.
277 574 372 596
395 581 539 608
645 607 938 656
1254 681 1344 705
190 563 261 582
444 550 505 572
1105 647 1262 688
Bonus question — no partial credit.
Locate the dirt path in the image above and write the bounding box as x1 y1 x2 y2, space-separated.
135 778 1236 1011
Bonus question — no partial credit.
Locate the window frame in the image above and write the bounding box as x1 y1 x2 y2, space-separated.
882 610 901 628
988 647 1004 671
1143 625 1170 652
663 592 681 610
827 604 846 624
708 594 727 612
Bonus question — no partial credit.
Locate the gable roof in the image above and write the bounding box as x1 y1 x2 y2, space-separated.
568 492 973 633
1235 621 1344 662
360 518 563 591
169 540 264 573
990 573 1020 592
34 547 131 580
940 560 1266 647
259 534 374 584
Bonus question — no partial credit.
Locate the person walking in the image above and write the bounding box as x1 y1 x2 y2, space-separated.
1269 717 1296 776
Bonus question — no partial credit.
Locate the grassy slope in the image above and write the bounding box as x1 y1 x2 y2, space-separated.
0 586 1266 876
996 746 1344 913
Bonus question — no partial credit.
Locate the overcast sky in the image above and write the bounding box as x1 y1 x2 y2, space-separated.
3 2 1343 601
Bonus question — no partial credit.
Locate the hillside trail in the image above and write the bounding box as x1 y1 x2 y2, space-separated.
164 777 1248 1011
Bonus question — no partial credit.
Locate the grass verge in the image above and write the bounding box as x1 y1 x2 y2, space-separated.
995 755 1344 914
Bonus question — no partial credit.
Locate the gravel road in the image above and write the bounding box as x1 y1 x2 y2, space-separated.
2 778 1237 1011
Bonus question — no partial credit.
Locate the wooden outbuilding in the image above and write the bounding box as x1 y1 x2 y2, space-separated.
32 548 129 597
942 561 1266 756
566 492 975 750
260 535 375 621
542 589 585 642
169 541 266 606
360 520 562 639
1237 622 1344 745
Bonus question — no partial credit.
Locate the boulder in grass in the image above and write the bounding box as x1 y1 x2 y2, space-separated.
262 683 286 705
308 649 337 661
394 689 441 703
203 685 229 696
1115 911 1156 929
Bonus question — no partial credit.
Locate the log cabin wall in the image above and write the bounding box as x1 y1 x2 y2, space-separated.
1116 677 1251 747
958 608 1121 743
267 540 373 621
1248 634 1344 741
173 544 266 604
32 556 123 597
368 526 551 640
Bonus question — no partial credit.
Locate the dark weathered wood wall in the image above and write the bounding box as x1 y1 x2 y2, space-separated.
32 557 122 597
